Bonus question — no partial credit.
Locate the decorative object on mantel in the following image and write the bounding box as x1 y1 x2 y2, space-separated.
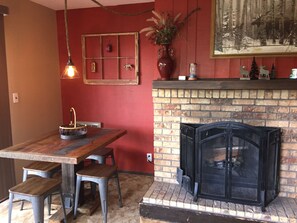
270 64 276 79
188 63 198 80
178 75 187 81
157 44 174 80
290 68 297 79
140 10 180 80
249 57 259 80
240 66 250 80
259 66 270 80
140 8 200 80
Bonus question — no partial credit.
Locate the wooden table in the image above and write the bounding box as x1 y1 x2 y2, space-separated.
0 127 127 208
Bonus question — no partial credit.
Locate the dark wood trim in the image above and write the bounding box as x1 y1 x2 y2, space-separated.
153 79 297 90
139 202 265 223
0 5 8 15
0 6 15 201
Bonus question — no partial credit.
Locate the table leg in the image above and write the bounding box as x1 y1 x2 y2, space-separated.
61 162 84 209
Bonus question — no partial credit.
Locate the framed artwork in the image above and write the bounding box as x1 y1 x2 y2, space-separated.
211 0 297 57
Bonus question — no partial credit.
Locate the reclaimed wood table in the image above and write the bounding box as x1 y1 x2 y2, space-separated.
0 127 127 209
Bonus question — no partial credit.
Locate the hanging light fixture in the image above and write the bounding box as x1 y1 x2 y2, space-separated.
61 0 79 79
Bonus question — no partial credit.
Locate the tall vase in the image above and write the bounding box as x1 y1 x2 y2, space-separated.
157 44 174 80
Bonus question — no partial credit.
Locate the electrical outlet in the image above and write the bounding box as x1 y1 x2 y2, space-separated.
147 153 152 162
12 93 19 103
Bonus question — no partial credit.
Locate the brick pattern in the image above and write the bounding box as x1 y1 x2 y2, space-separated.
153 89 297 198
142 181 297 223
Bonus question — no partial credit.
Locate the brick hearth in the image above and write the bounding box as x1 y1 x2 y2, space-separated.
141 181 297 223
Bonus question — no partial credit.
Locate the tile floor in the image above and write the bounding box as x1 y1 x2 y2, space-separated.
0 173 153 223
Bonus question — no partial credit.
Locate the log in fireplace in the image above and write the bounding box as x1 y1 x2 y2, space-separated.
177 121 281 211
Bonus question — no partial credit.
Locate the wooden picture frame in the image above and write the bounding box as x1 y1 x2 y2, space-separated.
211 0 297 58
82 32 139 85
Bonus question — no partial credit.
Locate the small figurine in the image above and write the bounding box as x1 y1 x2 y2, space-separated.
240 66 250 80
259 66 270 80
270 64 276 79
91 61 97 73
188 63 198 80
249 57 259 80
106 43 112 52
290 68 297 79
123 64 133 71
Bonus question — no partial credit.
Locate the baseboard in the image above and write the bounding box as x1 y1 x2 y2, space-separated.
139 202 265 223
118 170 153 176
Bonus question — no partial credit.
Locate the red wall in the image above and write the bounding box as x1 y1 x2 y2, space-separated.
57 3 156 174
57 1 297 174
156 0 297 78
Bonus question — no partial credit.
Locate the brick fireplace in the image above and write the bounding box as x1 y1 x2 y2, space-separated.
139 80 297 222
152 80 297 199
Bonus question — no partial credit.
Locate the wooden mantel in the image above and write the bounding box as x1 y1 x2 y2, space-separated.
153 79 297 90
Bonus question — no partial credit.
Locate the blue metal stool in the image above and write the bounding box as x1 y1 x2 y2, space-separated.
20 161 61 214
8 177 67 223
86 147 115 165
73 164 123 223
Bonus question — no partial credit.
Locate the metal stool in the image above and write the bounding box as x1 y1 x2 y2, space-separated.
86 147 116 197
76 121 115 165
73 164 123 223
8 177 67 223
86 147 115 165
21 161 61 213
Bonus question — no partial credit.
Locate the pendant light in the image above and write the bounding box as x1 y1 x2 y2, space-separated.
61 0 79 79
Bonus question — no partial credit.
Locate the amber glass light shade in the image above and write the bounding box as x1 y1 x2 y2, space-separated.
61 57 79 79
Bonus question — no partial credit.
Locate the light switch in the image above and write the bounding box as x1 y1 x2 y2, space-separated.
12 93 19 103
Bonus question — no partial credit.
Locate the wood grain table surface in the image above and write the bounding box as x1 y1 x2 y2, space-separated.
0 127 127 210
0 128 127 164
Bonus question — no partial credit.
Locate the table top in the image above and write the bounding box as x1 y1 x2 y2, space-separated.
0 128 127 164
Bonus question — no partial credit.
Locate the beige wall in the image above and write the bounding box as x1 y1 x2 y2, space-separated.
2 0 62 183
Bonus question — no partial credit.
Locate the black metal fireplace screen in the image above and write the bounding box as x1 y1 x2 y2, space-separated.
177 121 281 211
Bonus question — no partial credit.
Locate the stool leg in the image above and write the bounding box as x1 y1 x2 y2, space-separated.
47 195 51 215
8 192 14 223
20 169 28 211
110 151 115 166
73 176 81 219
58 189 67 223
98 179 108 223
97 156 105 164
115 172 123 207
32 197 44 223
91 182 96 200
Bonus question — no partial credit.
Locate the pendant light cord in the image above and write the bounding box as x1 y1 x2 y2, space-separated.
90 0 153 16
64 0 71 58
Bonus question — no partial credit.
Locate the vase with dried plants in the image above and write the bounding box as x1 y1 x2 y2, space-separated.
140 10 181 80
140 8 200 80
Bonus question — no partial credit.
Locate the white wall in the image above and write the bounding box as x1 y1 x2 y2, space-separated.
2 0 62 183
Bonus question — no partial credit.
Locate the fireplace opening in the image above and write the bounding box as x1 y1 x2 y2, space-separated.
177 121 281 211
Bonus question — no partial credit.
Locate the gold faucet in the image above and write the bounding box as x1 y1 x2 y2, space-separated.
69 107 77 128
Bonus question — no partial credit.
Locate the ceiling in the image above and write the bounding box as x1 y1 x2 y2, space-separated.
30 0 154 10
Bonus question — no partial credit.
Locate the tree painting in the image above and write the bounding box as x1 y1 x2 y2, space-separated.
212 0 297 56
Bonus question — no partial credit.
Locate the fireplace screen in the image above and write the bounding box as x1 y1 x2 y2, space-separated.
178 122 281 211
